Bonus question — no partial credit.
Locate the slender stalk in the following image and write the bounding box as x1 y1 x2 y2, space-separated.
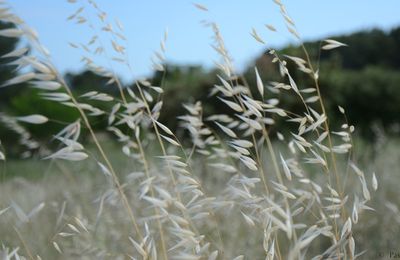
14 226 35 260
113 74 169 259
136 136 169 260
58 76 143 240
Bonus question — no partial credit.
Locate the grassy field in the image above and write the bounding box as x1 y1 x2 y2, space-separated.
1 137 399 259
1 0 399 259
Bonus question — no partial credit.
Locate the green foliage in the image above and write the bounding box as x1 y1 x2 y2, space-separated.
244 27 400 136
151 65 220 130
8 88 80 138
65 70 119 95
320 66 400 132
0 22 25 107
2 26 400 146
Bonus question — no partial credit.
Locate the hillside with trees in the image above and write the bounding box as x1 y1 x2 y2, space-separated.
1 25 400 149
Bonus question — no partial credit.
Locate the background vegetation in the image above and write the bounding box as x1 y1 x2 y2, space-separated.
2 24 400 153
0 1 399 259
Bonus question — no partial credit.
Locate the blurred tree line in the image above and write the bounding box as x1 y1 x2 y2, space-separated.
260 27 400 135
1 23 400 152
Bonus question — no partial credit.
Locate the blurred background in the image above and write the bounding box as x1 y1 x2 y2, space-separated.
1 1 400 147
1 1 400 258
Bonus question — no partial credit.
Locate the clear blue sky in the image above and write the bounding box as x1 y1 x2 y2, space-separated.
8 0 400 82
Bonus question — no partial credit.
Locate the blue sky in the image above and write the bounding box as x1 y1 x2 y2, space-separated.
9 0 400 82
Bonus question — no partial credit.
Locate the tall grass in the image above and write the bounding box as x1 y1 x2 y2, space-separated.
0 0 381 259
